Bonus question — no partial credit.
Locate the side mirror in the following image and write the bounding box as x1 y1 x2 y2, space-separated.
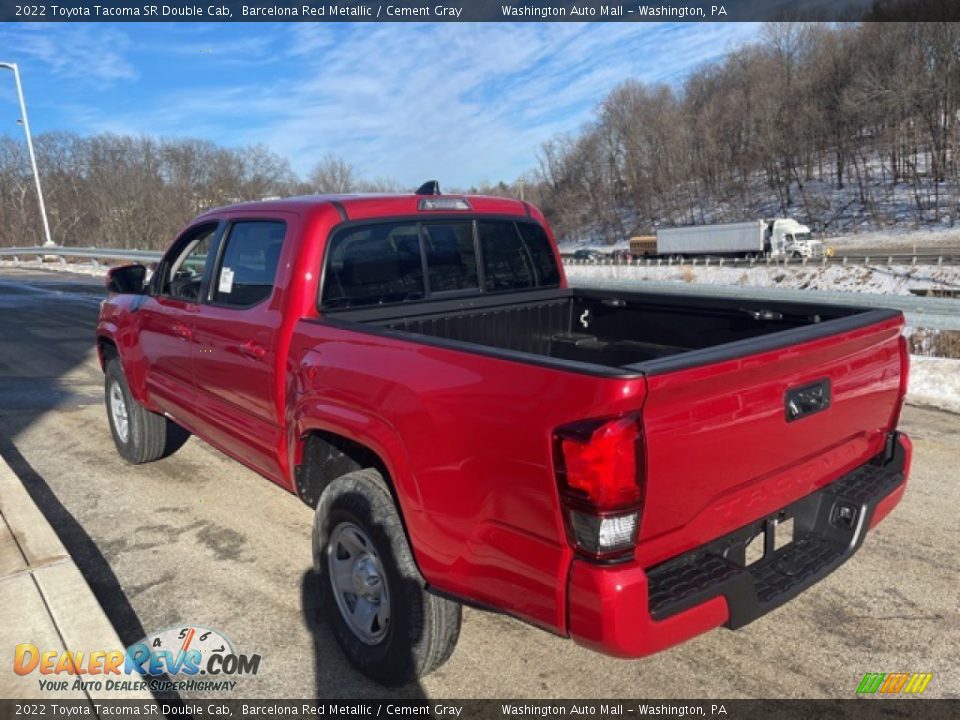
105 264 147 294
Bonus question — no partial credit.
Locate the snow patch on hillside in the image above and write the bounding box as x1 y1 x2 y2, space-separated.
828 228 960 249
564 262 960 296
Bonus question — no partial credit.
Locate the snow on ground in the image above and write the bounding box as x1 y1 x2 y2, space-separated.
565 261 960 296
908 356 960 415
828 228 960 249
0 258 109 277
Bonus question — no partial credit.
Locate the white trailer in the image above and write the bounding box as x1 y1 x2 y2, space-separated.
657 221 765 256
656 218 824 258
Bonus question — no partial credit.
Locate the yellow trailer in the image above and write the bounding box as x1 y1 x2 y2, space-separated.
628 235 657 256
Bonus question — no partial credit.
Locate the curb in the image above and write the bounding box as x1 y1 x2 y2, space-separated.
0 456 155 702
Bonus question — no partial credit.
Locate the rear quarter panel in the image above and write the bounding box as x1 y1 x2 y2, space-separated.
287 321 647 633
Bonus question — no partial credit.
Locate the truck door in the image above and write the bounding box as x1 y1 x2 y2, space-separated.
189 218 289 482
138 222 220 421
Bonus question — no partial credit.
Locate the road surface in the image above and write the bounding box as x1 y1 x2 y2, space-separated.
0 267 956 700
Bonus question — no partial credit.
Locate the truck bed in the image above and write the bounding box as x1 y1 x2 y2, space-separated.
322 287 900 376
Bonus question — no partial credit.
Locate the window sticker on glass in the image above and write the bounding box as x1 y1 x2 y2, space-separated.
218 266 234 294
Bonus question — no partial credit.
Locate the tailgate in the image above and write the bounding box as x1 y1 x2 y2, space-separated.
636 312 905 552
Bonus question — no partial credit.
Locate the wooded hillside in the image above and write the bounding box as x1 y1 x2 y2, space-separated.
2 22 958 248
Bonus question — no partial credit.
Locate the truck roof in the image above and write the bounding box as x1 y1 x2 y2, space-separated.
197 192 538 222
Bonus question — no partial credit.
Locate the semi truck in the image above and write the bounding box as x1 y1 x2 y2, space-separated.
636 219 824 259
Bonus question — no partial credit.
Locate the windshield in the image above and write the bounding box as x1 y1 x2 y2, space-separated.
794 232 813 241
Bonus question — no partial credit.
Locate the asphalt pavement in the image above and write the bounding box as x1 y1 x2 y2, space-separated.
0 266 957 700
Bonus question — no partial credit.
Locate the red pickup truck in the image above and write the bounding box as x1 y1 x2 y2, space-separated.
96 189 911 685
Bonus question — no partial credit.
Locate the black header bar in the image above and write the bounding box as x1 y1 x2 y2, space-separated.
2 0 960 23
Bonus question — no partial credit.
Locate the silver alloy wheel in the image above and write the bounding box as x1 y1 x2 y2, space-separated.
109 381 130 444
327 522 391 645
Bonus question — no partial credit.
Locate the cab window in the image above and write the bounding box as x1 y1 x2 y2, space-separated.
322 223 424 308
422 222 478 293
211 221 286 307
320 219 561 310
161 224 217 302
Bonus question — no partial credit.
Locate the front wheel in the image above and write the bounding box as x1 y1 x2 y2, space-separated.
313 468 461 686
105 359 187 464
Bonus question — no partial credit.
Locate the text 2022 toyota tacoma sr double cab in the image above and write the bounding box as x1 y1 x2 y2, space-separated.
97 188 911 685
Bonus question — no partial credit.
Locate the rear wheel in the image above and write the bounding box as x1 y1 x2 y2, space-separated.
105 359 187 464
313 468 461 686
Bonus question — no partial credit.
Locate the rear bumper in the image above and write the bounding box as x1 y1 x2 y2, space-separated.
567 432 911 658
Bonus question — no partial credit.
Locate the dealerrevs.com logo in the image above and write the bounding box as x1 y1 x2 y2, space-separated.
857 672 934 696
14 625 261 694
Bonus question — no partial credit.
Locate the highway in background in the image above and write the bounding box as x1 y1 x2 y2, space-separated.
0 267 957 699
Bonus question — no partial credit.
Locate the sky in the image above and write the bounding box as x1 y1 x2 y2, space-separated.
0 22 761 188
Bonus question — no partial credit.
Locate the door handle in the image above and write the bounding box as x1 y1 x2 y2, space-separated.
239 341 266 360
172 322 193 341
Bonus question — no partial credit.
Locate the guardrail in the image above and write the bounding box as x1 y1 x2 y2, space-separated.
1 245 957 329
567 278 960 330
561 253 959 267
0 245 163 263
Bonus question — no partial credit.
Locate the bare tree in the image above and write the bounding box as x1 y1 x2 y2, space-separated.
309 154 356 193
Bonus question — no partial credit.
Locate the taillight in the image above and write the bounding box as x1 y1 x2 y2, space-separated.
890 334 910 429
554 414 644 561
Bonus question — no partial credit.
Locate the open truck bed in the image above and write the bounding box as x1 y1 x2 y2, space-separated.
323 286 900 376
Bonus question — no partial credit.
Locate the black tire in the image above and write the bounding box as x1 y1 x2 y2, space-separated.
104 358 187 464
313 468 461 686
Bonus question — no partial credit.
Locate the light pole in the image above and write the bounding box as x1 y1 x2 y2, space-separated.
0 61 54 247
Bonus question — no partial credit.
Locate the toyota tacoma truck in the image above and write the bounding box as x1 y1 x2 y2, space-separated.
96 188 911 685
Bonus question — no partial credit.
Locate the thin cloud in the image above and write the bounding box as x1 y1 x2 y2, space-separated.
0 24 138 83
2 22 760 186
